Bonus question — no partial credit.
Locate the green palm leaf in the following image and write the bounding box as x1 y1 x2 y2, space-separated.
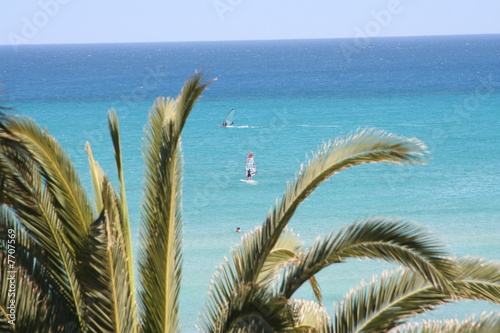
85 142 104 213
0 254 50 333
334 269 449 333
80 177 136 332
202 129 429 331
3 115 94 251
290 299 330 333
257 228 303 285
452 256 500 303
333 257 500 333
107 110 138 330
0 206 72 332
0 148 86 331
85 115 138 332
138 73 210 332
277 218 456 300
256 228 323 304
399 312 500 333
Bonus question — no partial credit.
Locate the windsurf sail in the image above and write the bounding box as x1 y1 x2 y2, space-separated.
221 108 236 127
245 152 257 179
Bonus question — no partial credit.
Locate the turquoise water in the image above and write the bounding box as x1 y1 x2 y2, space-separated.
1 35 499 330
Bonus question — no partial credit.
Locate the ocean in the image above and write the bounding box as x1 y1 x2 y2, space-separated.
1 34 499 330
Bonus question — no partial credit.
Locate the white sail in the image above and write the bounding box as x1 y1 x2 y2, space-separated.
245 152 256 178
246 158 256 175
221 109 236 127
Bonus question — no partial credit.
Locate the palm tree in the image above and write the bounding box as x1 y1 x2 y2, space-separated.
0 73 499 332
0 73 209 332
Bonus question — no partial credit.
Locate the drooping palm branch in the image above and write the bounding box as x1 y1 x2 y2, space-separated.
451 256 500 303
3 116 94 251
200 129 433 331
276 218 457 301
0 119 88 330
332 256 499 332
1 101 138 332
1 114 136 332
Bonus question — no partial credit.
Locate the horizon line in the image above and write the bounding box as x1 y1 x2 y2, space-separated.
1 32 499 47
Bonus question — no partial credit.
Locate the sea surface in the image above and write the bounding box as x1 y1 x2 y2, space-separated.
1 35 499 331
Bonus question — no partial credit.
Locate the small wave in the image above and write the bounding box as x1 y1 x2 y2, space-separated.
298 124 340 128
221 125 255 128
232 125 263 128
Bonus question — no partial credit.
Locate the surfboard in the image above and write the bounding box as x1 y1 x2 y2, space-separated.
240 179 258 185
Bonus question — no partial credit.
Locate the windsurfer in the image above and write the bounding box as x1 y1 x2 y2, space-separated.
246 152 256 180
219 109 236 127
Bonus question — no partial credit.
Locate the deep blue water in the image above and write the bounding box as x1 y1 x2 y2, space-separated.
1 34 499 331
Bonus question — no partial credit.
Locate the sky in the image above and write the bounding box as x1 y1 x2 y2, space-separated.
1 0 500 45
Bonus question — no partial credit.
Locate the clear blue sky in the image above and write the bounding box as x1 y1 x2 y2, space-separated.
1 0 500 45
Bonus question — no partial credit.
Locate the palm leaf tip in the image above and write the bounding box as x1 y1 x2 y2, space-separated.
334 128 429 164
403 311 500 332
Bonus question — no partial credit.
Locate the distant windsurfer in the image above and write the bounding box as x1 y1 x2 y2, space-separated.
245 152 257 180
220 109 236 127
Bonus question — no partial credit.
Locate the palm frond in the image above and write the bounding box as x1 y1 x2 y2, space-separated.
290 299 331 333
199 249 299 332
80 177 136 333
399 311 500 333
2 114 94 252
334 257 500 333
0 206 74 332
0 121 39 208
202 129 429 331
452 256 500 303
138 73 211 332
107 109 131 251
278 218 456 300
256 228 323 304
257 228 303 285
85 142 104 213
107 109 138 330
0 117 87 330
0 253 50 333
334 268 450 333
223 286 294 333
